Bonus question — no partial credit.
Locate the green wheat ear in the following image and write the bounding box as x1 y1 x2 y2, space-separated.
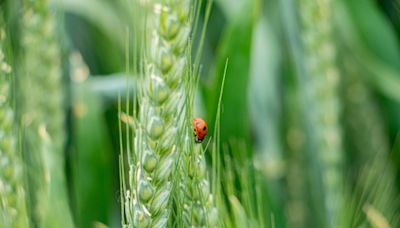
178 57 225 228
120 0 217 226
0 24 29 228
121 0 195 226
299 0 343 226
18 0 74 226
181 142 219 226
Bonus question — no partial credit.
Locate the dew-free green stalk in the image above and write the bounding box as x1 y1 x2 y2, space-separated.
122 0 193 226
121 0 218 226
19 0 74 226
0 25 29 228
299 0 343 226
182 144 218 226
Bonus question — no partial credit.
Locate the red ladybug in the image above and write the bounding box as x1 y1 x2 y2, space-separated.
193 118 208 143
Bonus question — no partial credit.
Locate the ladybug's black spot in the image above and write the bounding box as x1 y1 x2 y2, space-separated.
203 126 207 131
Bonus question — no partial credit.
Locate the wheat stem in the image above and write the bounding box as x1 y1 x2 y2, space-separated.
0 23 29 228
182 143 218 226
19 0 74 226
299 0 343 226
122 0 193 226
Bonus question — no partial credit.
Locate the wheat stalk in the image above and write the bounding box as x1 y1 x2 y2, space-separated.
121 0 194 226
120 0 218 226
0 24 29 228
19 0 74 226
299 0 343 226
182 143 219 227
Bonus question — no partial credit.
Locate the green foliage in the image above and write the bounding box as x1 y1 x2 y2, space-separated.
70 53 114 228
203 0 259 153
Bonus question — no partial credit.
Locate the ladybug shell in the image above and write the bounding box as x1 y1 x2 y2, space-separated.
193 118 208 143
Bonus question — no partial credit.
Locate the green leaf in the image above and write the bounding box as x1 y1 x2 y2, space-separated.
336 1 400 102
72 79 113 227
345 0 400 70
57 0 125 48
203 0 258 152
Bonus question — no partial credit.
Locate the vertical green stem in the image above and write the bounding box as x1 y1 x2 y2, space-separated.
19 0 74 227
122 0 194 227
0 22 29 228
299 0 343 226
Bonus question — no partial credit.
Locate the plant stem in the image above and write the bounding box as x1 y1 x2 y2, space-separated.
19 0 74 226
0 22 29 228
122 0 195 226
299 0 344 226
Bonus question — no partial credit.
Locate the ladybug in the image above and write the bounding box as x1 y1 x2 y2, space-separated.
193 118 208 143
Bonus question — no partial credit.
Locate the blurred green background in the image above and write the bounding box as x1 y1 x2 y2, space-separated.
3 0 400 227
64 0 400 227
